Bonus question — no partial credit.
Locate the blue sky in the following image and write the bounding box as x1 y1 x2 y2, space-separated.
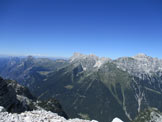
0 0 162 59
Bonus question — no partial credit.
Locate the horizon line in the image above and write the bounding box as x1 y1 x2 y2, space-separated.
0 52 161 60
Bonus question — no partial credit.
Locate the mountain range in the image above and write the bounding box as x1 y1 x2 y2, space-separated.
0 53 162 122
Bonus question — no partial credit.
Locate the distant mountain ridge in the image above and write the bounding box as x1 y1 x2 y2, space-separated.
1 53 162 122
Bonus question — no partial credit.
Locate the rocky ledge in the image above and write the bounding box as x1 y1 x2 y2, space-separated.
0 106 98 122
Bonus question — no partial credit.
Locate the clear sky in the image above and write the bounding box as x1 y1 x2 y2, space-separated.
0 0 162 59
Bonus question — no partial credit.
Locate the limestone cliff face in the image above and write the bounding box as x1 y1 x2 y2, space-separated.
0 77 17 112
0 77 34 113
6 79 35 100
0 106 98 122
0 76 68 119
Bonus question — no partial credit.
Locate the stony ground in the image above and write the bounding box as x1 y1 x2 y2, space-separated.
0 106 98 122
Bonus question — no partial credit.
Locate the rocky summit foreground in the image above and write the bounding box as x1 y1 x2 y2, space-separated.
0 106 98 122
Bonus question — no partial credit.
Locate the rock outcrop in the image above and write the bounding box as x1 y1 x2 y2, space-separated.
133 108 162 122
0 76 68 119
37 98 68 119
114 53 162 77
0 106 98 122
0 76 33 113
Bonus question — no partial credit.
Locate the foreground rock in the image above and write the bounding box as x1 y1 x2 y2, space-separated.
112 117 123 122
0 77 32 113
0 107 98 122
133 108 162 122
0 76 68 118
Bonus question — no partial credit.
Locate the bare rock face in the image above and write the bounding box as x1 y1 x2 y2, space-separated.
70 53 111 71
0 76 68 119
6 79 35 100
133 108 162 122
0 106 6 112
0 77 18 112
37 98 69 119
0 108 98 122
114 53 162 77
0 77 34 113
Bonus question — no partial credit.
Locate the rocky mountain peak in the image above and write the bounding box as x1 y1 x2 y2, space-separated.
70 53 98 61
133 53 151 60
26 55 35 62
114 53 162 77
70 53 111 70
134 53 148 58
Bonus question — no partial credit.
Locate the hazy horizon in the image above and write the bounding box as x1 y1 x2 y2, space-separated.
1 52 162 60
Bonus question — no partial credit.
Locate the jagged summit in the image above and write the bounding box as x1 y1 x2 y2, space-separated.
134 53 148 57
70 52 111 69
70 52 98 61
70 52 162 73
133 53 152 60
114 53 162 77
71 52 158 61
